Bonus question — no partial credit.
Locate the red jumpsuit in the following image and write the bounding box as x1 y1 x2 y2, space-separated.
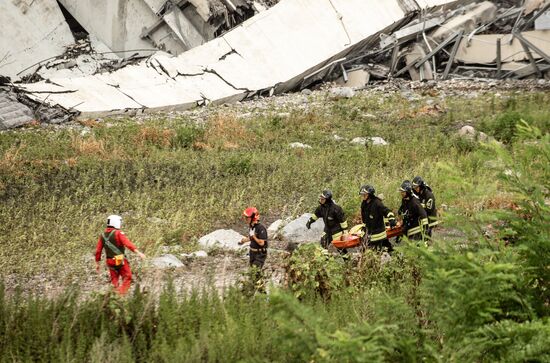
95 227 138 295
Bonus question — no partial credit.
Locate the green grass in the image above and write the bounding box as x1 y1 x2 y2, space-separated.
0 89 549 362
0 91 549 277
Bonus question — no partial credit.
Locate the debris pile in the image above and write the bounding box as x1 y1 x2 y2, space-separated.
1 0 549 129
0 0 279 81
330 0 550 88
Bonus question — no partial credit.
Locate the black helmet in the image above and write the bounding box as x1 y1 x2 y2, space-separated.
319 189 333 200
359 184 375 196
412 176 425 188
399 180 413 194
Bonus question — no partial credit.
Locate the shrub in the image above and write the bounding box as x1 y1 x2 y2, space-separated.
172 124 204 149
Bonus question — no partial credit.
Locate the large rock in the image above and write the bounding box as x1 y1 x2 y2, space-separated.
198 229 246 250
267 219 284 234
181 250 208 258
279 213 325 243
150 254 184 268
350 136 389 146
289 142 312 149
329 87 355 99
458 125 489 142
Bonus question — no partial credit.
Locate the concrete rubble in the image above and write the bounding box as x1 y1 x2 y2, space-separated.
1 0 277 81
1 0 550 128
0 93 34 130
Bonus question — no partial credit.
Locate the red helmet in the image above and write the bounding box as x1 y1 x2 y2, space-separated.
242 207 260 222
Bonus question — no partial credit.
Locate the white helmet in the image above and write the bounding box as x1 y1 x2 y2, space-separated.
106 215 122 229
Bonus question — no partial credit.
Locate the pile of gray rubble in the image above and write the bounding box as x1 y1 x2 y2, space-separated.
1 0 549 130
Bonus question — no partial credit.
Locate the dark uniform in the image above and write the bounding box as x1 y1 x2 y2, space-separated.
361 197 395 252
416 187 438 235
308 199 348 249
398 196 429 241
248 222 268 268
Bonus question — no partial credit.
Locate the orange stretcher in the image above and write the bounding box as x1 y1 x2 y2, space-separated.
331 224 404 249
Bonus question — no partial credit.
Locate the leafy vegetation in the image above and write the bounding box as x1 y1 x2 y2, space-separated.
0 90 549 361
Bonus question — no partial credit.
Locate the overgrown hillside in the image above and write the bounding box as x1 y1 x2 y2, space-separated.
0 84 548 361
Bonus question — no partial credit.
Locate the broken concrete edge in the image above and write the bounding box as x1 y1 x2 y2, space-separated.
1 0 278 81
1 86 79 126
10 0 543 125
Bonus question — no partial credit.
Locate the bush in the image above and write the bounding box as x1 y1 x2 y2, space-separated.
484 111 534 144
172 124 204 148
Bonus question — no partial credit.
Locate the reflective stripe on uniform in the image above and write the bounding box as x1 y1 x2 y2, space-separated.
407 226 422 236
420 218 429 226
340 221 348 229
311 215 319 221
429 220 439 227
370 230 387 241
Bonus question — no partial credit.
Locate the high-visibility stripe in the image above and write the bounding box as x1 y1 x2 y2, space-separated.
421 203 426 208
387 212 395 218
370 230 387 241
429 221 439 227
332 232 343 240
311 215 319 221
340 221 348 229
407 226 422 236
420 218 429 226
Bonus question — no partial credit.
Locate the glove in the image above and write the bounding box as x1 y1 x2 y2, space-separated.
306 220 312 230
389 218 397 228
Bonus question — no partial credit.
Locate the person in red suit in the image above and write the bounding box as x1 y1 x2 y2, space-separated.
95 215 146 294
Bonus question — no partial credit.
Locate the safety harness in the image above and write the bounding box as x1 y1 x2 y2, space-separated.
101 230 125 267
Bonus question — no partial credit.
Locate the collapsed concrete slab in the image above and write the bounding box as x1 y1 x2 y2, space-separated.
0 0 75 80
18 0 462 117
455 30 550 64
431 1 497 43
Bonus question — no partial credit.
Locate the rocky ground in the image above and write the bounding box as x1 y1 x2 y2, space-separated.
2 228 468 299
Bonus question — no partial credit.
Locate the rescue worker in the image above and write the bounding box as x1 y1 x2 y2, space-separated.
412 176 438 236
95 215 146 295
239 207 268 291
398 180 429 241
306 190 348 249
359 184 397 252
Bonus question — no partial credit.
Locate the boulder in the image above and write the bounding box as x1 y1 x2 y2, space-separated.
181 250 208 258
351 136 388 146
150 254 184 268
267 219 284 234
369 137 388 145
198 229 246 250
350 137 368 145
279 213 325 243
329 87 355 99
458 125 489 142
289 142 312 149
